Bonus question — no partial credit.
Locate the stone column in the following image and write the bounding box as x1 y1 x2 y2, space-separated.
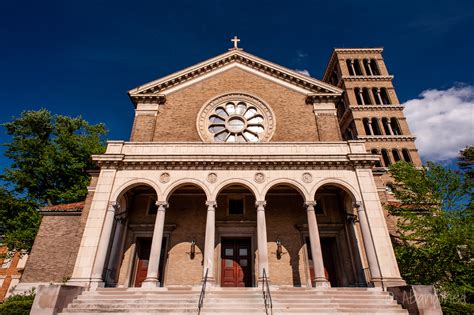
354 201 382 284
105 212 127 287
256 201 270 282
358 89 365 105
305 201 330 287
387 119 395 135
90 202 119 288
142 201 168 288
367 119 374 135
375 88 383 105
203 201 216 284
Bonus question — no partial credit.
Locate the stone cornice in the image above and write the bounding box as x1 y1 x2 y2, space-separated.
129 94 166 106
94 141 378 170
306 94 340 104
128 50 342 101
357 135 416 142
350 105 404 111
341 75 393 82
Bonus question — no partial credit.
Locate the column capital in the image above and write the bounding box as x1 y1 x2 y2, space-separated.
155 201 169 211
255 201 266 210
304 201 316 209
205 200 217 208
109 201 120 212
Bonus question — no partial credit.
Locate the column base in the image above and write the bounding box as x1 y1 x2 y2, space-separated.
202 277 215 287
314 278 331 288
372 277 406 289
88 278 105 290
141 278 160 288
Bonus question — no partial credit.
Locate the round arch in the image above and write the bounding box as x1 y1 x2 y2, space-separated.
111 178 163 202
212 178 260 200
163 178 211 201
261 178 310 202
310 178 361 202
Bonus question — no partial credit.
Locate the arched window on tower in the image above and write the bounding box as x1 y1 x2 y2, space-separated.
372 88 382 105
380 88 391 105
371 118 382 135
392 149 401 162
353 59 363 75
390 118 402 135
362 88 372 105
370 59 380 75
363 59 372 76
346 59 355 76
371 149 382 167
363 118 372 135
355 88 364 105
381 149 391 167
402 149 412 163
382 118 392 135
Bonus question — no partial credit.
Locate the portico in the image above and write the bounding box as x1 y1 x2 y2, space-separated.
68 140 404 289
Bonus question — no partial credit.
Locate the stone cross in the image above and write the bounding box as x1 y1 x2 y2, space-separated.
231 36 241 49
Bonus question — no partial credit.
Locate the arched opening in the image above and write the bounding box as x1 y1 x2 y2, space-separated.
362 88 372 105
380 88 391 104
355 88 363 105
312 185 366 287
370 59 380 75
392 149 401 162
215 184 257 287
402 149 412 163
372 88 381 105
371 118 382 135
381 149 391 167
353 59 363 75
390 118 402 135
382 118 392 135
346 59 355 76
104 184 159 288
264 184 306 286
363 118 372 135
162 184 208 286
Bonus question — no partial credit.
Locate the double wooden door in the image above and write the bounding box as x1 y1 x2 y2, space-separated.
221 238 252 287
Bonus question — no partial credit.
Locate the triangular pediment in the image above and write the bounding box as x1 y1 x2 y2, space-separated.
128 49 342 105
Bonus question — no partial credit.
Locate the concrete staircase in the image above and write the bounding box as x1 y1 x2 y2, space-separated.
58 286 408 315
271 287 408 314
58 287 199 314
200 287 265 314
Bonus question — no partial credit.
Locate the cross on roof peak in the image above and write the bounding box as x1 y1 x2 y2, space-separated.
229 36 243 51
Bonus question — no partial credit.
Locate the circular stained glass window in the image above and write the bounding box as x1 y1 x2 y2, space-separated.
207 102 265 142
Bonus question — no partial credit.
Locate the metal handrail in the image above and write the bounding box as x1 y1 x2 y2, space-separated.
262 268 273 315
198 268 209 315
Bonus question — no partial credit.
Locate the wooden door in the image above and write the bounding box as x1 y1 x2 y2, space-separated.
221 239 252 287
134 237 167 287
134 238 151 287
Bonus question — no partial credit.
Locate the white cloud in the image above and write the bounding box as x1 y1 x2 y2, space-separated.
403 85 474 161
295 69 310 77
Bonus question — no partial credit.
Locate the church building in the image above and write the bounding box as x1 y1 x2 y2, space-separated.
21 38 422 314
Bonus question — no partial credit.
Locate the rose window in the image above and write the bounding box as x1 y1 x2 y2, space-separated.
208 102 265 142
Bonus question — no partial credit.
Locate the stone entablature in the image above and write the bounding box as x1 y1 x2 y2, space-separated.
93 141 378 169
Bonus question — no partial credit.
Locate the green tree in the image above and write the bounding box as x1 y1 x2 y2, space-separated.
2 109 107 205
0 109 107 252
388 161 474 313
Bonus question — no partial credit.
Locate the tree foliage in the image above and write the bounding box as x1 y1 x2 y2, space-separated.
0 109 107 252
387 159 474 312
2 109 107 205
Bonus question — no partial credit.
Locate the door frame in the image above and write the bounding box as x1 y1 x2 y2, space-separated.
220 237 253 287
216 222 257 287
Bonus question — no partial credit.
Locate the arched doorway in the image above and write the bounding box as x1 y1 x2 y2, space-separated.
214 184 257 287
313 184 366 287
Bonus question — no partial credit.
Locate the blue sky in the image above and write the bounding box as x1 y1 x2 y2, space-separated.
0 0 473 171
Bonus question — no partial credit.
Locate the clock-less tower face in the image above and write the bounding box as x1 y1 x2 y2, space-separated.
197 93 275 143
